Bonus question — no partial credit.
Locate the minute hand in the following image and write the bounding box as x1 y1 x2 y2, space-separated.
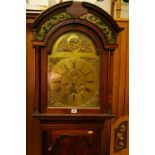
71 81 77 105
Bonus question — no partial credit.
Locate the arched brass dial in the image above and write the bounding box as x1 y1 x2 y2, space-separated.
48 32 100 108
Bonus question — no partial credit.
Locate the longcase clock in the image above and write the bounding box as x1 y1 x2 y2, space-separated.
31 1 123 155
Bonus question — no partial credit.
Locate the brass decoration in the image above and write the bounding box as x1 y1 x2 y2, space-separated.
35 12 73 41
48 32 100 108
80 13 116 44
35 12 116 44
114 121 128 152
57 33 93 53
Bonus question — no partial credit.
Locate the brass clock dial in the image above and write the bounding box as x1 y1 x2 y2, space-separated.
48 32 100 108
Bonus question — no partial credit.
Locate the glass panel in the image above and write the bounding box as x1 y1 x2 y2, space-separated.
48 32 100 108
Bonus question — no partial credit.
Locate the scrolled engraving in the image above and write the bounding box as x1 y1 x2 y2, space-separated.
35 12 116 44
114 121 128 153
80 13 116 44
35 12 73 41
57 33 93 53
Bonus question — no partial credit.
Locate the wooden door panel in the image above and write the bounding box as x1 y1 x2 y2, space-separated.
42 129 99 155
49 136 92 155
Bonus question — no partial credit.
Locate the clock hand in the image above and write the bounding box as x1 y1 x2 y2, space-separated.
71 81 77 106
87 80 94 83
72 93 76 106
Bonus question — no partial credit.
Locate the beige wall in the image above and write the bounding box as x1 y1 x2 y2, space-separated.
49 0 129 18
26 0 129 19
49 0 112 14
114 0 129 18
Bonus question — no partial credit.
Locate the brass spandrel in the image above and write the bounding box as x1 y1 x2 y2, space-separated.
50 32 96 58
48 32 101 108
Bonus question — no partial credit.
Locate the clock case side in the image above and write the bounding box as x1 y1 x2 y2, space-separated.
31 1 123 115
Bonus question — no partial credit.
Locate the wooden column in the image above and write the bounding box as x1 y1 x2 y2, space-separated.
116 0 121 18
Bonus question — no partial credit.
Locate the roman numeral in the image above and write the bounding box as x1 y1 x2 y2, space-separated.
55 72 63 75
85 70 92 76
53 81 61 83
87 81 94 83
85 88 91 93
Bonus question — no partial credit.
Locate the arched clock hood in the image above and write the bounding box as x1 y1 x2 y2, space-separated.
32 1 123 52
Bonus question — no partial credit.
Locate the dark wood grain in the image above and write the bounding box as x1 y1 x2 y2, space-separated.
32 113 115 121
66 2 88 17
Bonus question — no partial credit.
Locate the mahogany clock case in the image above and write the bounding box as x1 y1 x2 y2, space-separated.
27 1 123 155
